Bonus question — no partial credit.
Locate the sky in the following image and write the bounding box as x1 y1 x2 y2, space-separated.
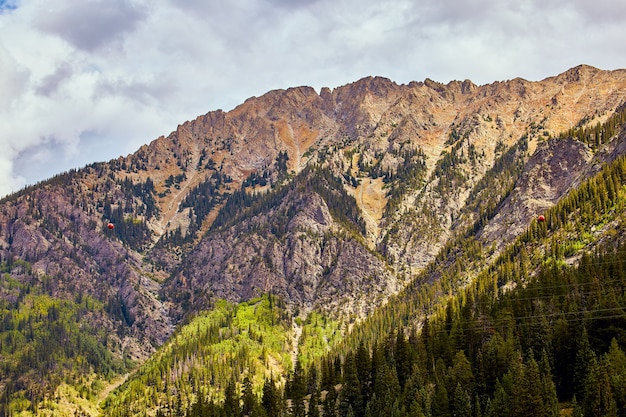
1 0 625 197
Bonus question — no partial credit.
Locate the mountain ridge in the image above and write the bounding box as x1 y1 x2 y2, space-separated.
2 64 626 416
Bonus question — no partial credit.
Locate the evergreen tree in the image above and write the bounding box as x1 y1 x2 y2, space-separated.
452 383 472 417
539 351 559 417
484 380 508 417
371 360 401 415
242 375 256 417
307 364 319 396
408 399 426 417
605 339 626 416
449 350 474 398
401 365 426 414
394 326 412 390
322 387 337 417
250 404 269 417
354 342 371 402
520 353 545 417
583 357 618 417
473 394 482 417
574 327 596 402
188 394 207 417
262 378 280 417
321 357 336 392
224 378 241 417
431 383 451 417
364 393 378 417
290 360 307 417
308 389 321 417
338 354 363 417
502 352 524 417
552 318 576 398
571 395 584 417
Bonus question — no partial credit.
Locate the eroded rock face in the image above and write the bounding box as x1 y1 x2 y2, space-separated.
0 185 173 361
480 138 593 247
165 186 400 322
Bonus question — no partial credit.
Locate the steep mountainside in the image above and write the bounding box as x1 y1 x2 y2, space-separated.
164 167 400 322
1 64 626 416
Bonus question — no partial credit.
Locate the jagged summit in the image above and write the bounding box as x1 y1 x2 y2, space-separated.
4 64 626 316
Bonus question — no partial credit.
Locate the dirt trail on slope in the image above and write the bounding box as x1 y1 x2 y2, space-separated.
98 373 129 405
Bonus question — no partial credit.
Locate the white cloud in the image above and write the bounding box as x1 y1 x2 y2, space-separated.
0 44 29 110
0 0 625 196
34 0 148 51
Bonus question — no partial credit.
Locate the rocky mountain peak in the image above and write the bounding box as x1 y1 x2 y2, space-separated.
554 63 603 83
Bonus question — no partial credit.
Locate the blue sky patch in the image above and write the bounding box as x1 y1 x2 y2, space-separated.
0 0 17 12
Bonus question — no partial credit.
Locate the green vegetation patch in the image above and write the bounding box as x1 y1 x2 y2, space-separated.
297 311 343 371
0 277 120 416
102 295 292 417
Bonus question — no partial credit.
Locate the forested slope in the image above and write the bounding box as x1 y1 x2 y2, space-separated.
117 162 626 417
102 95 626 417
146 145 626 417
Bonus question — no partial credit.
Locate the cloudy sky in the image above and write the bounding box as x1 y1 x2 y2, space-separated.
1 0 625 196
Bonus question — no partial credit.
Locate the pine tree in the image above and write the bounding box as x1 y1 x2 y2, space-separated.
290 360 307 417
394 326 411 390
250 404 269 417
323 387 337 417
224 378 241 417
262 377 280 417
520 353 545 417
242 375 256 417
321 357 336 392
452 383 472 417
583 357 618 417
552 318 575 398
485 380 508 417
449 351 474 398
571 395 584 417
364 393 378 417
408 399 426 417
605 338 626 416
188 394 203 417
431 382 451 417
473 394 482 417
308 389 321 417
401 365 425 415
307 364 319 396
501 352 523 417
338 354 363 417
422 317 432 369
354 342 371 402
539 351 559 417
574 327 596 403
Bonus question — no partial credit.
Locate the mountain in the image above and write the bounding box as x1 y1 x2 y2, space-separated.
1 64 626 416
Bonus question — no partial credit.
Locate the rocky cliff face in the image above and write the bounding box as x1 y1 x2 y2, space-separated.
479 137 592 248
2 65 626 364
164 170 401 322
0 178 172 362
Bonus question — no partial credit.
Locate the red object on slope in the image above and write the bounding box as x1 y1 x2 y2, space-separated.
537 215 546 222
107 223 114 230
